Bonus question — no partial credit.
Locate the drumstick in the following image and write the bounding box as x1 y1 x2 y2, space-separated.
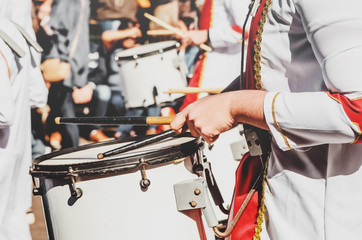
164 87 224 94
55 116 175 126
97 129 177 159
147 29 174 36
144 13 212 52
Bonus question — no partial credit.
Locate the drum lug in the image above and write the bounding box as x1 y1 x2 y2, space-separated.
139 158 151 191
132 55 139 66
29 166 41 196
158 49 164 60
68 167 83 198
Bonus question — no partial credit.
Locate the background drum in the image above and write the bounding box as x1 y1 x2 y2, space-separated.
30 133 217 240
115 41 188 108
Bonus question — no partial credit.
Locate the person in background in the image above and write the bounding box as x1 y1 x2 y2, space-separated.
0 0 48 238
178 0 250 110
93 0 162 138
38 0 91 149
82 38 113 142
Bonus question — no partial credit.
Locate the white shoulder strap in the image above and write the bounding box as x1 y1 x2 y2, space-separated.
0 29 25 57
11 21 43 53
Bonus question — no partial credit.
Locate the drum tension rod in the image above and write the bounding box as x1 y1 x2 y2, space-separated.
139 158 151 192
29 166 42 196
68 167 83 198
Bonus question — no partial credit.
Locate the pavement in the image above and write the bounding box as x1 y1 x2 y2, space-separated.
30 195 48 240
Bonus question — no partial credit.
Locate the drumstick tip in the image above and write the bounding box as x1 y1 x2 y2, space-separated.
97 153 104 159
55 117 60 125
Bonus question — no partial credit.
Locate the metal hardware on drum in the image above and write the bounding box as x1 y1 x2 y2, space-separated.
139 158 151 191
98 129 177 159
204 162 229 215
29 166 41 196
191 142 205 175
68 167 83 198
173 178 219 228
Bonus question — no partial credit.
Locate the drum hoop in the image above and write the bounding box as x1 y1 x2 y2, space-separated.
31 133 200 178
115 42 178 61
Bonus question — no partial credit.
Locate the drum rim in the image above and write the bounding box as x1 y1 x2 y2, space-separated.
31 133 200 178
115 41 179 61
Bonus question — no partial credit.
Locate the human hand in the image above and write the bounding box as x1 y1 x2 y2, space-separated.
171 90 269 144
72 84 94 104
126 25 142 39
171 93 236 143
122 38 138 49
37 0 53 21
182 30 208 47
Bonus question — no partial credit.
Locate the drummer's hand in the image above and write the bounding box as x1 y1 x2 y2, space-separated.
171 93 235 144
182 30 208 47
176 20 189 50
72 84 94 104
126 25 142 39
171 90 269 144
37 0 53 21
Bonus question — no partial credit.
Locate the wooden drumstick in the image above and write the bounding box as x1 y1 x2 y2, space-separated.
164 87 224 94
144 13 212 52
147 29 174 36
97 129 177 159
55 116 175 126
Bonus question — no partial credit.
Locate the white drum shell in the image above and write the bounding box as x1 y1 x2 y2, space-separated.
116 41 187 108
40 163 216 240
36 137 215 240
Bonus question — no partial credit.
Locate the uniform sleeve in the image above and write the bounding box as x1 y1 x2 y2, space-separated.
28 47 48 108
264 0 362 150
0 42 14 128
208 0 248 48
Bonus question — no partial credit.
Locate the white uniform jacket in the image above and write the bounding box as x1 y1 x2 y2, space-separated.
0 1 48 238
258 0 362 239
199 0 249 89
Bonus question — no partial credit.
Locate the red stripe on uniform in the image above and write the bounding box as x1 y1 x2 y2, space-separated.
179 56 206 111
327 91 362 143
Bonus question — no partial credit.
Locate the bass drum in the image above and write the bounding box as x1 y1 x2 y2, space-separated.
30 133 215 240
115 41 187 108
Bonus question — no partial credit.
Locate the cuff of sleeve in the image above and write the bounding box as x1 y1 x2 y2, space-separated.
264 92 294 151
208 27 242 49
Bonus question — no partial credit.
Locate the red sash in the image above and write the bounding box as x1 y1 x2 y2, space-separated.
228 1 268 239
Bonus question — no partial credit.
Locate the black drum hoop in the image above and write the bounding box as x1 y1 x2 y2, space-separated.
115 42 179 61
31 133 201 179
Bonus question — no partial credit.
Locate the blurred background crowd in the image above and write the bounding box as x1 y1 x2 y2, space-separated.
31 0 247 157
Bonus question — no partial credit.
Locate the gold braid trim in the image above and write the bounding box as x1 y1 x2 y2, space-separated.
252 0 272 239
253 157 269 240
253 0 272 91
272 92 293 150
